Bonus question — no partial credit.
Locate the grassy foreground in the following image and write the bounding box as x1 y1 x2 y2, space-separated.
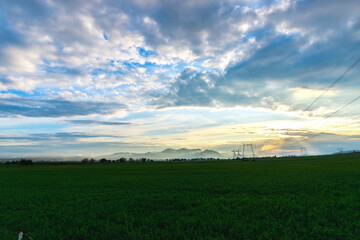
1 154 360 239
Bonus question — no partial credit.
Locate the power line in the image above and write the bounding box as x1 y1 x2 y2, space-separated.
284 115 360 150
282 42 360 150
287 39 360 122
302 55 360 113
250 42 360 155
323 95 360 119
283 96 360 149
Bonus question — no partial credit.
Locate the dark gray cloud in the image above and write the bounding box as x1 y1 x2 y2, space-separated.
135 0 360 115
45 66 83 76
64 120 130 125
153 31 360 114
0 132 126 141
0 98 126 117
0 74 13 84
30 132 116 139
0 25 24 47
151 66 278 109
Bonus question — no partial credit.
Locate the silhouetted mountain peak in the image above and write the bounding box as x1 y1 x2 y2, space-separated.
161 148 176 153
202 149 218 153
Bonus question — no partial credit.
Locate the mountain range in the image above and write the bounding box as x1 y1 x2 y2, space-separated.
104 148 224 160
0 148 225 162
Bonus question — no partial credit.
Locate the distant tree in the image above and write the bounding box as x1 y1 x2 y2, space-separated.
99 158 108 163
141 158 147 162
118 157 127 162
129 158 134 162
19 159 33 165
81 158 89 163
90 158 96 163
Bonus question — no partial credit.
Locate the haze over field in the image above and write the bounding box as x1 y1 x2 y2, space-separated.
0 0 360 157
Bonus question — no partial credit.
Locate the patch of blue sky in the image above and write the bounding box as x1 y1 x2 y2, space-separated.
120 111 157 121
0 6 8 27
107 59 115 66
103 33 108 40
90 68 124 76
0 122 66 135
10 85 93 100
137 47 157 57
123 60 165 69
169 62 188 74
42 58 51 65
142 127 190 136
245 0 272 10
191 58 208 68
0 89 44 98
111 70 125 75
121 60 173 77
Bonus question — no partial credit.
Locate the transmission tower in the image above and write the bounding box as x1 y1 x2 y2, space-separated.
237 147 242 158
338 148 343 153
231 147 242 159
300 147 308 156
232 149 237 159
242 143 256 158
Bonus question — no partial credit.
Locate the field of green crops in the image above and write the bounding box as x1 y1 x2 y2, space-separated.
1 154 360 239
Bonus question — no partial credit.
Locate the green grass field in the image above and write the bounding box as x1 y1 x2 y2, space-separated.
1 154 360 239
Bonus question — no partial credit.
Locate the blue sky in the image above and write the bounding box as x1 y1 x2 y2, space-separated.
0 0 360 157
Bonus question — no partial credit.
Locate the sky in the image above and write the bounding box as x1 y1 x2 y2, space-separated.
0 0 360 158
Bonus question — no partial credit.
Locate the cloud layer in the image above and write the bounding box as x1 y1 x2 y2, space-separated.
0 97 126 117
1 0 359 113
0 0 359 156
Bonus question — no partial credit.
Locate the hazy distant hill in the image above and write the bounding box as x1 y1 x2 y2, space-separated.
0 148 224 162
105 148 224 160
331 150 360 155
